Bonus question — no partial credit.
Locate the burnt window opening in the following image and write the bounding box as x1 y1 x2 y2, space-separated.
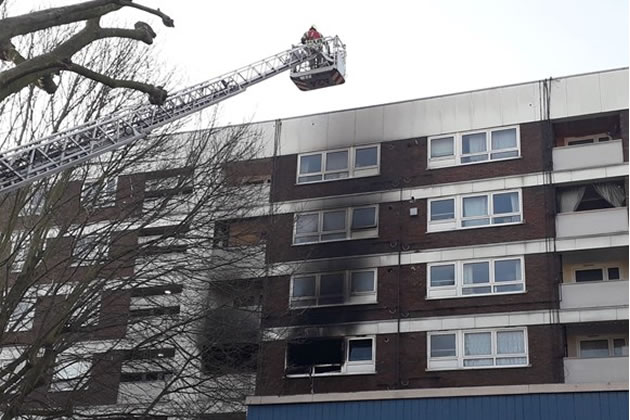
558 182 626 213
129 306 180 318
202 343 258 374
286 338 344 375
123 348 175 360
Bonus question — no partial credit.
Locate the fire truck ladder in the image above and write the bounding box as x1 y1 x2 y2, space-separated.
0 36 346 194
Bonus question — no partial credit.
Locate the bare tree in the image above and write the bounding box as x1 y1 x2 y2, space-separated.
0 0 174 104
0 4 273 419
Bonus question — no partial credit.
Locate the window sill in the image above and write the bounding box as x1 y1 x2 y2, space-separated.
427 155 522 171
292 232 379 246
425 289 527 300
286 369 376 378
289 299 378 309
426 363 531 372
427 220 524 234
295 172 380 186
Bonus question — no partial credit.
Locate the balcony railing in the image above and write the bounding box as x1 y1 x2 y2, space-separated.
564 356 628 384
556 207 628 238
560 280 629 310
553 140 624 171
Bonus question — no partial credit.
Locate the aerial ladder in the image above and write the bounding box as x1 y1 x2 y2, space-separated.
0 36 346 194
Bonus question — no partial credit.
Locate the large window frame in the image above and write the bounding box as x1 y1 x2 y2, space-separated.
427 256 525 299
428 126 520 169
427 328 529 371
427 189 523 232
285 335 376 377
50 355 91 392
81 177 118 209
296 145 380 184
293 205 379 245
578 336 628 358
290 268 378 308
572 264 624 283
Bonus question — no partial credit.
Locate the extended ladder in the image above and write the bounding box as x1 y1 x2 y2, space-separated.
0 36 346 194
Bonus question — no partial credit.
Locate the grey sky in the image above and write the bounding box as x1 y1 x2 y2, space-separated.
10 0 630 126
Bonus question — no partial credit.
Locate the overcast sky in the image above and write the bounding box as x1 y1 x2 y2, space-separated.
10 0 630 126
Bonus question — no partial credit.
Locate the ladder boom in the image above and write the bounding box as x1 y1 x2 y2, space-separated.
0 36 345 194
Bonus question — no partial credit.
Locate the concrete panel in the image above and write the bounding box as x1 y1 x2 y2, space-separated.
564 356 628 384
355 106 384 143
326 110 356 149
553 140 624 171
280 114 329 155
556 208 629 238
549 77 569 118
560 280 629 310
599 69 629 112
498 84 539 126
565 73 602 117
469 89 504 129
383 102 416 141
454 93 474 132
411 100 440 138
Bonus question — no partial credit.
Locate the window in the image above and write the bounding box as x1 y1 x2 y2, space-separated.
18 188 45 217
558 182 626 213
428 328 528 370
285 336 375 376
428 126 520 168
81 177 117 208
579 337 628 358
145 174 193 192
6 299 36 332
50 356 91 392
72 235 110 266
297 145 380 184
427 190 522 232
428 257 525 299
290 269 377 308
294 206 378 244
574 265 623 282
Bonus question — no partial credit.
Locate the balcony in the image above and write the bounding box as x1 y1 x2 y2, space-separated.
553 140 624 171
560 280 629 310
556 207 628 238
564 356 628 384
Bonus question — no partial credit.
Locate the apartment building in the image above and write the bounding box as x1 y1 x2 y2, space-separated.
237 68 629 419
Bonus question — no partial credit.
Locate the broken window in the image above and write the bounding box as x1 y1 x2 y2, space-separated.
285 336 375 376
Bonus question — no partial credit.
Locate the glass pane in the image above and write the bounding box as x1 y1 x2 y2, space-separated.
462 218 490 227
349 339 373 361
492 215 521 224
461 154 488 163
324 172 349 180
463 262 489 284
296 214 318 234
298 175 322 183
575 269 604 282
299 154 322 174
351 271 375 293
613 339 627 356
463 196 488 217
326 151 349 171
323 211 346 232
351 207 376 229
430 199 455 221
462 286 492 295
430 334 456 357
430 265 455 287
464 332 491 356
494 284 524 293
491 151 519 160
295 235 318 244
321 232 346 241
580 340 609 358
462 133 487 154
496 357 527 366
608 267 620 280
320 273 344 296
293 276 316 297
497 331 525 354
463 358 493 367
431 137 454 158
491 128 517 150
495 259 521 282
493 192 519 214
356 147 378 167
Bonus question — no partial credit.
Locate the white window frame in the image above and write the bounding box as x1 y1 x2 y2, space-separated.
428 126 521 169
427 189 523 232
81 177 118 209
285 335 376 377
427 256 526 299
296 144 380 184
427 328 529 371
290 268 378 308
293 205 379 245
50 355 91 392
578 336 628 358
573 264 624 283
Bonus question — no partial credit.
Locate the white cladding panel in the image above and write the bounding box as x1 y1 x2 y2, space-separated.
261 69 627 157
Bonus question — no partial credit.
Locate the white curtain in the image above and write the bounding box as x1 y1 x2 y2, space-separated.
462 133 487 154
464 332 491 355
593 183 625 208
559 187 586 212
497 331 524 354
463 196 488 217
509 192 519 213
